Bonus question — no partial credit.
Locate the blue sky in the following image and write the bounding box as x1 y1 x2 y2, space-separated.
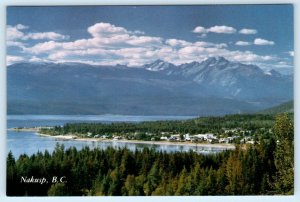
7 5 294 74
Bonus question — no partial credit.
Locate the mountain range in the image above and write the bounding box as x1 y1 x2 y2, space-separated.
7 57 293 115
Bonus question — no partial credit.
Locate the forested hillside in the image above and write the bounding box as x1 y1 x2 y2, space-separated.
41 113 278 138
260 100 293 114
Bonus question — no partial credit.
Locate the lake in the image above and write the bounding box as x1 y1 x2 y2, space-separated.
7 115 231 157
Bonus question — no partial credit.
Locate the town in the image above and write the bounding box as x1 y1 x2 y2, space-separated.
86 128 262 145
12 124 272 145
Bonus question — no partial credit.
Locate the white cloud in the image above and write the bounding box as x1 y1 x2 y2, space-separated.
272 62 293 68
25 22 162 55
88 22 128 38
208 25 236 34
239 28 257 34
7 41 26 48
215 43 228 48
179 46 205 55
86 22 162 47
235 41 251 46
7 24 69 41
229 51 274 63
165 39 191 47
25 32 69 40
192 25 236 34
254 38 275 46
9 21 278 68
199 33 207 38
25 41 61 54
127 36 162 46
7 25 25 40
255 61 293 74
7 55 25 65
130 30 145 35
15 24 29 30
193 41 213 47
48 51 69 60
289 51 294 57
28 56 51 63
192 26 207 34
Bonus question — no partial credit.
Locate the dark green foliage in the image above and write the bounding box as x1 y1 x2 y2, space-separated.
6 142 291 195
48 183 69 196
7 114 293 196
273 114 294 194
41 114 278 139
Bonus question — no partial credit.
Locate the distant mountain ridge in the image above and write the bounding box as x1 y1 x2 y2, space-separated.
259 100 294 114
7 57 293 115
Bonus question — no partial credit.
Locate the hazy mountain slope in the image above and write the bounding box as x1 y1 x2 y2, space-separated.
7 57 293 115
259 100 294 114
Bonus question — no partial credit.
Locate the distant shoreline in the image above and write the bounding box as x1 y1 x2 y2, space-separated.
9 127 235 149
8 127 40 132
37 133 235 149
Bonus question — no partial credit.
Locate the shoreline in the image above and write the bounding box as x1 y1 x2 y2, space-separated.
37 133 235 149
8 127 40 132
9 127 235 149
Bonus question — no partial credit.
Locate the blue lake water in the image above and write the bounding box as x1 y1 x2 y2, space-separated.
7 115 231 158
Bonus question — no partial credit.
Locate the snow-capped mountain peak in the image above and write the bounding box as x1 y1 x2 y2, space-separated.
203 56 229 65
143 59 175 71
8 58 293 115
265 69 281 77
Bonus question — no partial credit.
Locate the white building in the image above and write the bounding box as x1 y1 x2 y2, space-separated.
113 136 121 140
160 136 168 140
194 133 216 140
169 134 181 141
184 133 191 141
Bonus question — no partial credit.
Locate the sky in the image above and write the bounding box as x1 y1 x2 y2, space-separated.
6 5 294 74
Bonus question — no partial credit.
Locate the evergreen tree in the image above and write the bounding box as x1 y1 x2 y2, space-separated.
48 183 69 196
273 114 294 194
175 167 188 195
144 162 160 196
